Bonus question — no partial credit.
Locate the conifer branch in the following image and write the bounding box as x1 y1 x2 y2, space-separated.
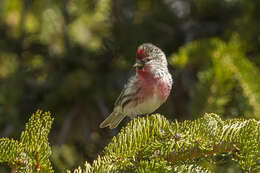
167 142 239 163
69 113 260 173
0 110 54 173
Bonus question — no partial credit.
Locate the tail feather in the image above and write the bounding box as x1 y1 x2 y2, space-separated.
99 112 125 129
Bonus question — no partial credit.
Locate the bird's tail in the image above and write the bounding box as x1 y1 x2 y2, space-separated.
99 112 125 129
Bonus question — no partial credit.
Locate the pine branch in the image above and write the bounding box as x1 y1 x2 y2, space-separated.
68 113 260 173
0 138 22 164
167 142 238 163
218 34 260 117
169 35 260 118
1 109 259 173
0 110 54 173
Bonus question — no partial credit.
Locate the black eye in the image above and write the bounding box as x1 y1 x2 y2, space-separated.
145 58 152 62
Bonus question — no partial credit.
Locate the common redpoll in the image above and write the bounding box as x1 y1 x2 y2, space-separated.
99 43 172 129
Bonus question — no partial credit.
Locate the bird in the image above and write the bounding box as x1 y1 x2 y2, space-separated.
99 43 172 129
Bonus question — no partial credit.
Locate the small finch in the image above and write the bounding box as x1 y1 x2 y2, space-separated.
99 43 172 129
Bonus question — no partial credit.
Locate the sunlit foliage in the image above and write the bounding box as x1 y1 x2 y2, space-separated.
69 114 260 172
0 0 260 172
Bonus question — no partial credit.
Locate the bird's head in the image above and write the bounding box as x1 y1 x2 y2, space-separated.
134 43 167 72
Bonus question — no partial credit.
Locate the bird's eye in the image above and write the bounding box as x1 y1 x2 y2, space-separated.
145 58 152 62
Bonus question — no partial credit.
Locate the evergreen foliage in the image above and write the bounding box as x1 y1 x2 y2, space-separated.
0 110 54 172
1 110 260 172
69 113 260 173
170 34 260 119
1 0 260 171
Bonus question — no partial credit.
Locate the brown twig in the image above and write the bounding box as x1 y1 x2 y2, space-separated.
167 142 239 163
35 151 41 172
11 167 17 173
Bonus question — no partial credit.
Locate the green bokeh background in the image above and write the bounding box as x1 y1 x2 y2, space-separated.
0 0 260 172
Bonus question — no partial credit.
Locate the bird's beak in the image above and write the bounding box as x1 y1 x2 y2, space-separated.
133 59 144 70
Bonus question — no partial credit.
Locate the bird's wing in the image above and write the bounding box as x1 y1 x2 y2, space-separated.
114 75 140 108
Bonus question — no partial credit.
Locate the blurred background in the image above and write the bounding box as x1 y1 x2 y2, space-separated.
0 0 260 172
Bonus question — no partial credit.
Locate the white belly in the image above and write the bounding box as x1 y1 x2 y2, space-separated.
125 94 162 116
